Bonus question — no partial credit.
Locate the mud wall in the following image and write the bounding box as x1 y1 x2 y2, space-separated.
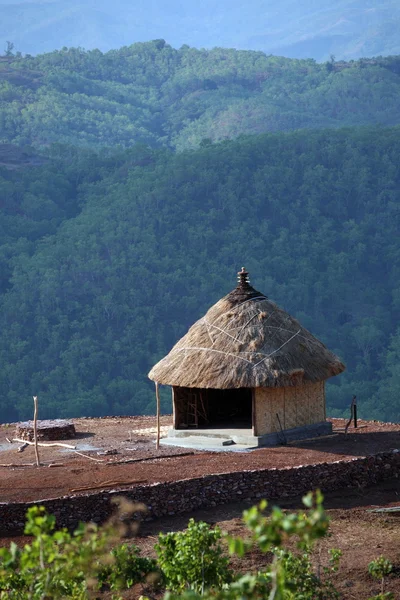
1 450 399 535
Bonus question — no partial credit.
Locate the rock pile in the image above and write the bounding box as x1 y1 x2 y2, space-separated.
15 419 76 441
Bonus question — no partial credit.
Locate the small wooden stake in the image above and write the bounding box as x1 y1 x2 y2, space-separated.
156 382 161 450
33 396 41 467
353 396 358 428
345 395 357 434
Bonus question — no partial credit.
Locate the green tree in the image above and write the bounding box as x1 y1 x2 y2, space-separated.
4 41 14 57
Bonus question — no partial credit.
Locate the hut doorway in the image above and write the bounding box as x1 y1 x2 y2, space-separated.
173 387 253 430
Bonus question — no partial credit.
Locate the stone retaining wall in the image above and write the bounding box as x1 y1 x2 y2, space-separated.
1 450 399 535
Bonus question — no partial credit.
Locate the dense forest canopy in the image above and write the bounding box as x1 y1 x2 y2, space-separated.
1 43 400 150
0 127 399 422
1 0 400 61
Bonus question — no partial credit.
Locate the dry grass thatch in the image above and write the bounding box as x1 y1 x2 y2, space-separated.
148 271 345 389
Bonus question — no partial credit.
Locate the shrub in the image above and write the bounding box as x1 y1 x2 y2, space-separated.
165 491 338 600
97 542 158 591
0 505 156 599
368 556 394 599
275 546 341 600
155 518 232 594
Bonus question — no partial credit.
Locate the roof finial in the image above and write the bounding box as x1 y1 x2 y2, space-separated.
237 267 250 288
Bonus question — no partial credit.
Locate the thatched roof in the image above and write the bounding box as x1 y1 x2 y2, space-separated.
148 269 345 389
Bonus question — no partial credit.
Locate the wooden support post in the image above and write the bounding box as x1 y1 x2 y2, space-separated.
156 382 161 450
172 387 177 429
33 396 41 467
251 389 256 436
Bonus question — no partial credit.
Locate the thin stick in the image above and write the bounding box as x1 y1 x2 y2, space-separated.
156 382 161 450
12 438 76 449
0 463 35 468
353 395 358 428
106 451 196 466
70 479 148 493
345 395 357 434
0 462 64 468
276 413 287 445
33 396 41 467
73 451 105 462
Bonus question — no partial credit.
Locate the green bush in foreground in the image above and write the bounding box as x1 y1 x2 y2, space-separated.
164 491 340 599
0 504 156 599
0 506 103 598
0 492 396 599
155 518 232 594
98 542 157 592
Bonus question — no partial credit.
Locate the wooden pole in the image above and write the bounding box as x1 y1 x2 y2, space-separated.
344 395 357 434
156 382 161 450
33 396 41 467
353 395 358 428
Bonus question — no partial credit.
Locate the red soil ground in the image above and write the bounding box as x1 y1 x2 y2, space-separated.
1 417 400 598
1 416 399 503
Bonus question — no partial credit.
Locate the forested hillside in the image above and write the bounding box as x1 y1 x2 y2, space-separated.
1 43 400 150
0 127 399 422
1 0 400 61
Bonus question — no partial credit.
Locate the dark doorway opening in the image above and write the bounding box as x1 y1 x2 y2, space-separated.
206 388 252 427
173 387 252 429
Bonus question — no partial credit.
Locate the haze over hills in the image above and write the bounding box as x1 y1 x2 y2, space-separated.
1 0 400 60
2 43 400 151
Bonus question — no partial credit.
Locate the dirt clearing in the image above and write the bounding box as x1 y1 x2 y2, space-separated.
0 417 399 503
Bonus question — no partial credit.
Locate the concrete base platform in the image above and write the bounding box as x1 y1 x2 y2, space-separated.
160 435 255 452
161 421 333 451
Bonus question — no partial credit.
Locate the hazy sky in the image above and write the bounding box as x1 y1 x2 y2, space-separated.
1 0 399 59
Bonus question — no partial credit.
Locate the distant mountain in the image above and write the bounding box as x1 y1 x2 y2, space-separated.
2 43 400 151
1 0 399 60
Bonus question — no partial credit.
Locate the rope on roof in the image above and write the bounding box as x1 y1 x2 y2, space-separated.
253 329 301 368
202 318 243 344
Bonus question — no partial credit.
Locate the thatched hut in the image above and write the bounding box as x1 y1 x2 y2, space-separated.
148 269 345 446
